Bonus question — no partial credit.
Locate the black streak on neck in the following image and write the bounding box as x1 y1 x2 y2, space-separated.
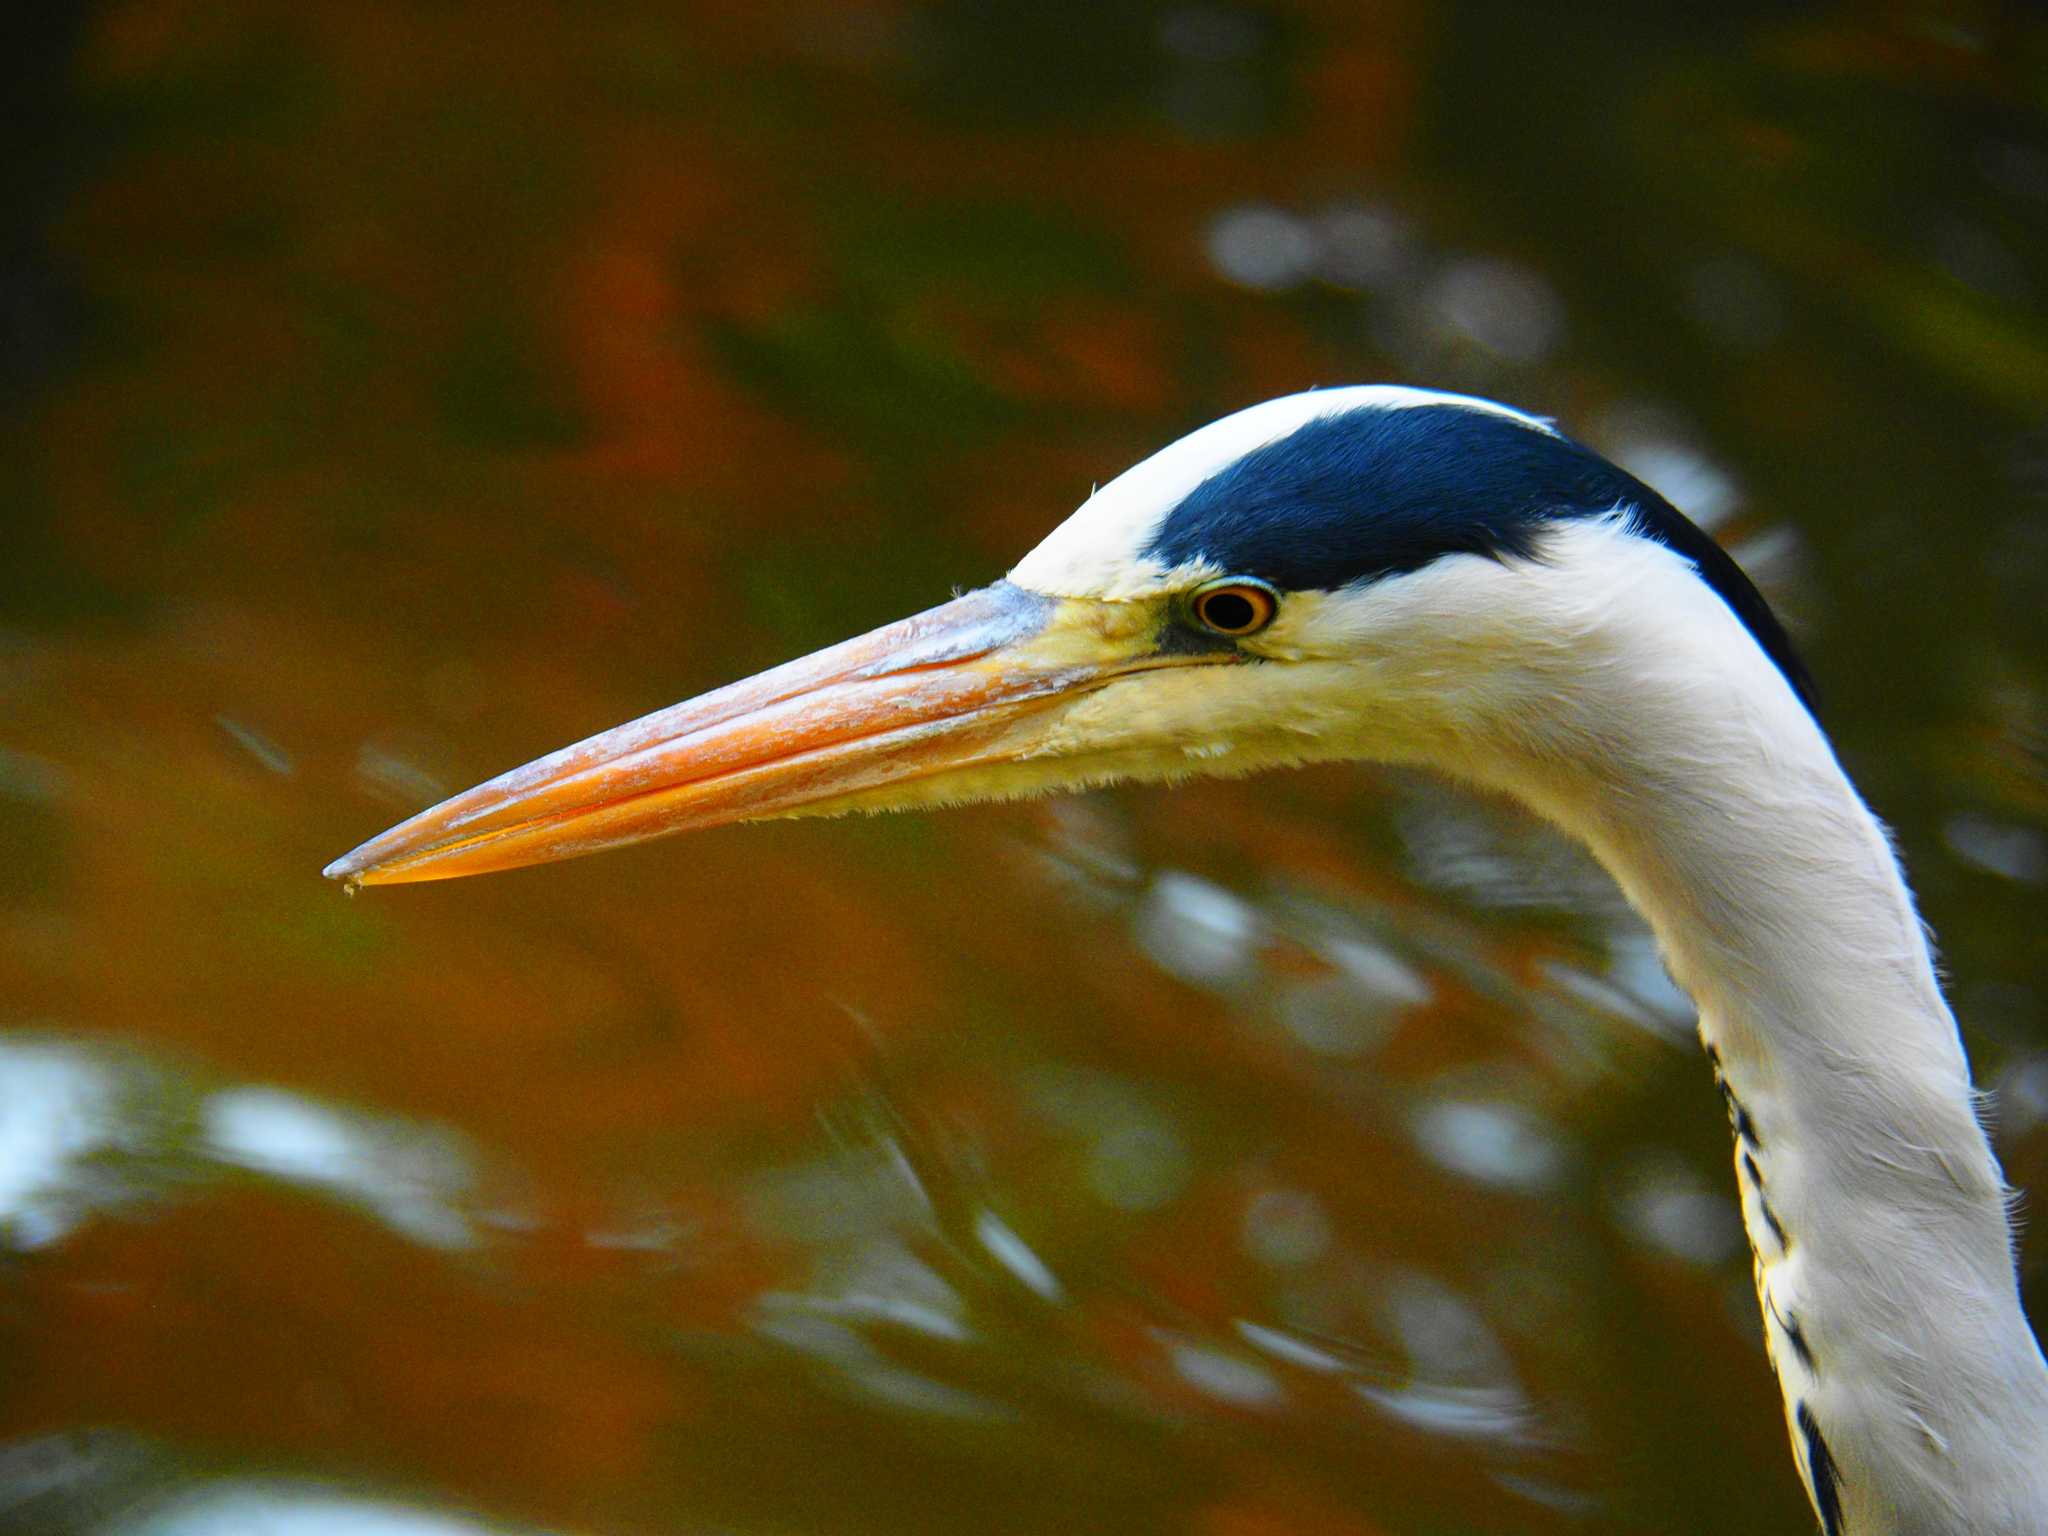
1797 1401 1847 1535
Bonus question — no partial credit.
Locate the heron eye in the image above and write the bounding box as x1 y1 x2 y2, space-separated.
1190 578 1278 637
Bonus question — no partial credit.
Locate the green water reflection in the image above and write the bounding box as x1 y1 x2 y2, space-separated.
3 4 2043 1534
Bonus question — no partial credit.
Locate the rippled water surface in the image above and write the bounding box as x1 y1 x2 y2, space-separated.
4 5 2046 1534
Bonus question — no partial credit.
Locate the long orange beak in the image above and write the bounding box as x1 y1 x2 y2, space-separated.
324 583 1191 887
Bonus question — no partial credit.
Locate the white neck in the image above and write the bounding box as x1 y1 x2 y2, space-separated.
1473 540 2048 1533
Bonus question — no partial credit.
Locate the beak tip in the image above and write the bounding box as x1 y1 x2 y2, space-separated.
322 849 372 887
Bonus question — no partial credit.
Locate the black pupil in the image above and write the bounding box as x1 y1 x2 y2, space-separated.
1201 590 1259 632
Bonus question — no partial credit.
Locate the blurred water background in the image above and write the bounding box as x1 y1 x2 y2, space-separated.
3 3 2045 1533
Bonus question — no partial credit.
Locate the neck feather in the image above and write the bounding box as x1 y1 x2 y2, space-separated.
1474 540 2048 1534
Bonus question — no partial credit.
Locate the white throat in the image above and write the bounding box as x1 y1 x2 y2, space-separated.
1442 528 2048 1534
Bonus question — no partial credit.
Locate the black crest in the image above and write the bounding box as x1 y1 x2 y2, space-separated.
1142 403 1816 715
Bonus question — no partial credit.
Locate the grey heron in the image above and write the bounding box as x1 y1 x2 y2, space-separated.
327 386 2048 1533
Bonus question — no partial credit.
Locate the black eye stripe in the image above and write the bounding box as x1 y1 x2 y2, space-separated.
1143 402 1815 715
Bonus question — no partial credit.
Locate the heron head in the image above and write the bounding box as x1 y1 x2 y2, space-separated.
325 387 1808 886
